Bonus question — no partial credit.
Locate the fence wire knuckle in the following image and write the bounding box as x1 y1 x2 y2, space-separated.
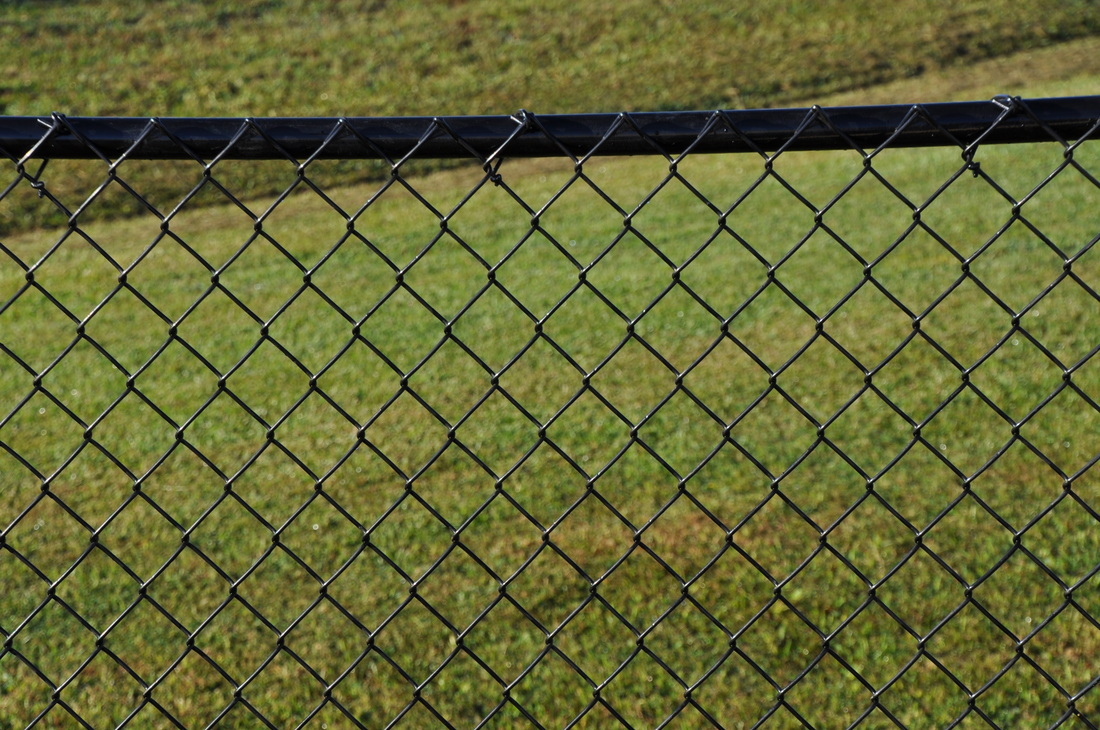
0 96 1098 728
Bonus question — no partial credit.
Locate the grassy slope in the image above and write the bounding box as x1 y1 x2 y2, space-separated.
3 0 1099 118
1 6 1100 729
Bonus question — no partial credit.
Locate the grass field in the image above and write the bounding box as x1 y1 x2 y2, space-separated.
2 3 1100 729
1 96 1099 727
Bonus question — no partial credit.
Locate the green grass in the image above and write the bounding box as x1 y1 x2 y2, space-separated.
2 8 1100 728
1 90 1100 726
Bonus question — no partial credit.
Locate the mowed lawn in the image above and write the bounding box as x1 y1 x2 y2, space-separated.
1 109 1100 726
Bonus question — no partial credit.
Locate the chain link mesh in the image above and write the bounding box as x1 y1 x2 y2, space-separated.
0 98 1099 728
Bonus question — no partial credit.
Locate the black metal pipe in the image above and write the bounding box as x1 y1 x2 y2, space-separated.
2 96 1099 162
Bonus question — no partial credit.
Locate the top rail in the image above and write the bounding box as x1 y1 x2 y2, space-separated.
2 96 1100 162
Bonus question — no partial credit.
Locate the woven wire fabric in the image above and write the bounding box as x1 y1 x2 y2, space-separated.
0 99 1099 728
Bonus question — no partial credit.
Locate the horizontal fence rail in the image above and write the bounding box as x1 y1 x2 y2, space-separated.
4 96 1100 161
0 96 1099 729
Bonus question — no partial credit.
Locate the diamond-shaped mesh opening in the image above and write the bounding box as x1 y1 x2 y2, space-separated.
728 392 818 478
5 497 89 582
413 447 495 529
634 285 718 369
1025 275 1100 367
274 392 356 477
460 497 541 581
597 548 681 630
786 653 871 728
642 494 727 580
551 494 632 580
310 232 396 322
373 599 454 685
827 497 912 584
737 600 821 688
776 227 865 318
463 599 542 685
644 599 729 685
632 173 721 266
877 547 962 637
546 389 629 473
780 338 866 425
726 284 817 371
361 391 448 478
138 444 223 527
1023 387 1100 476
600 650 683 727
873 224 962 316
217 234 305 322
784 549 868 635
405 234 488 322
827 389 915 477
970 221 1066 313
237 547 319 630
447 169 535 268
451 287 534 372
832 600 916 689
510 651 591 728
976 549 1065 639
1026 495 1100 584
124 233 213 322
102 598 182 685
639 391 724 478
455 390 538 478
417 547 498 631
590 338 673 426
507 547 590 632
266 287 352 375
242 649 327 727
284 597 366 685
150 649 236 725
554 599 636 684
175 288 259 375
923 494 1012 583
880 653 970 727
926 602 1016 692
325 548 407 632
542 284 624 372
691 650 775 728
727 170 815 265
421 650 502 727
679 228 768 317
500 443 586 529
4 101 1100 727
190 495 272 577
146 546 226 632
62 650 144 729
133 339 219 426
54 547 136 633
367 498 452 583
11 598 95 687
354 288 442 375
194 597 275 685
497 335 580 424
48 446 132 528
494 230 580 320
29 237 119 322
829 282 914 368
979 658 1070 728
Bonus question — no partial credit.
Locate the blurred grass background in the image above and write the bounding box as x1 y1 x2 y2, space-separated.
1 1 1100 728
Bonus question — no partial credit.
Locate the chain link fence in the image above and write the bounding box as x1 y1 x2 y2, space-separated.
0 96 1099 728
